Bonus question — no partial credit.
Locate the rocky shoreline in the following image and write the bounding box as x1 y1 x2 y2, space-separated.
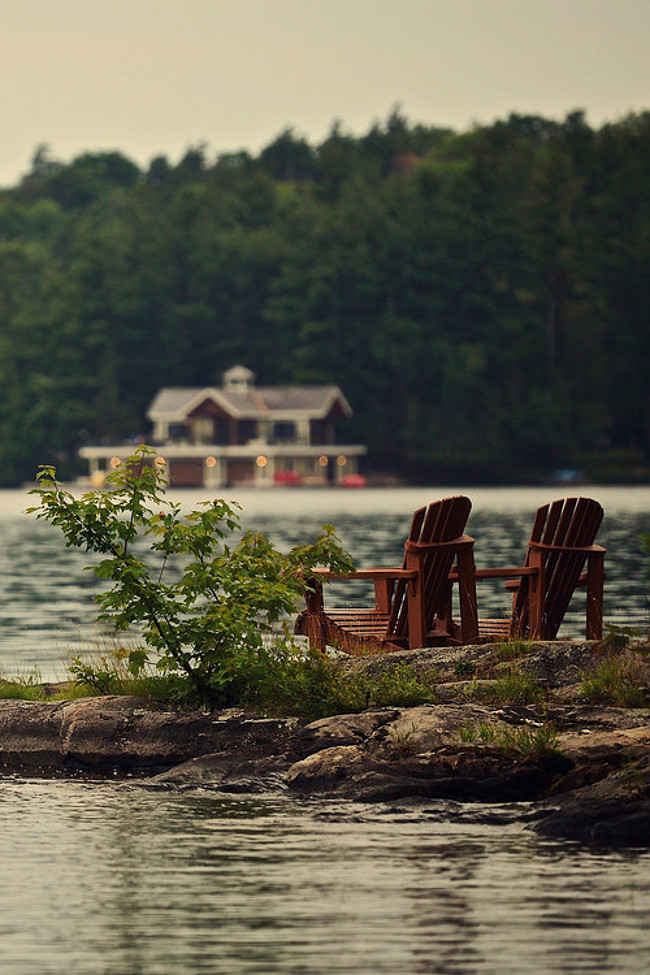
2 640 650 848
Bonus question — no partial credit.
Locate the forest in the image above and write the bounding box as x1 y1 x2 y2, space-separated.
0 108 649 486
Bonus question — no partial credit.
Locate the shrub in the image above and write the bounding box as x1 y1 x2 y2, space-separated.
29 446 354 707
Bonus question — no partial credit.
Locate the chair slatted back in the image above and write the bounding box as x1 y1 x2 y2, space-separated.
515 497 604 638
389 496 472 640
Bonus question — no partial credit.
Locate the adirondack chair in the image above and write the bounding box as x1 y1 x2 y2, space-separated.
294 496 479 654
473 497 605 641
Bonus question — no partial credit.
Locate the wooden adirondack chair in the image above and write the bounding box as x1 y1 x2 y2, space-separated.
474 497 605 641
294 496 479 654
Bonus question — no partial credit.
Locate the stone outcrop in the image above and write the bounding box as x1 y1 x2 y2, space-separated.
0 695 299 774
2 640 650 847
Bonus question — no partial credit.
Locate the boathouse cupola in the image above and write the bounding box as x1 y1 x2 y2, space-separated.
222 365 255 393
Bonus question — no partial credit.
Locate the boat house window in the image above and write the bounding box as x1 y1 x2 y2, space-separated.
193 416 214 444
273 422 296 443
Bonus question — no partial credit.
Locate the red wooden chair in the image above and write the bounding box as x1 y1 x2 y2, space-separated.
294 496 478 654
474 497 605 641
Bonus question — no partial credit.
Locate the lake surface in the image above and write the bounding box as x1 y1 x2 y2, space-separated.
0 485 649 973
0 782 649 974
0 484 647 681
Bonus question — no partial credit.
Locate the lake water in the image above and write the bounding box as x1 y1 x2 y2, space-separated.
1 783 650 974
0 485 649 973
0 484 647 681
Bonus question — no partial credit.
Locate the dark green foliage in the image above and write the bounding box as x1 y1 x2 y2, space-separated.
28 449 446 715
2 110 650 484
29 446 354 707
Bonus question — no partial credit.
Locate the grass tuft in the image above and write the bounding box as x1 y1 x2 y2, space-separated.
580 652 650 708
262 660 441 719
465 667 545 705
494 639 534 661
458 720 560 758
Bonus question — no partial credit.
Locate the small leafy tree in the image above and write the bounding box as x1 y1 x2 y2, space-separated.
29 446 354 705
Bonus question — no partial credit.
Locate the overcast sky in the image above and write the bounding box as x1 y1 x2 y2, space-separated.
2 0 648 187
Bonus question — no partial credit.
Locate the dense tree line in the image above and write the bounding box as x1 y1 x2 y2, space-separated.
1 109 649 485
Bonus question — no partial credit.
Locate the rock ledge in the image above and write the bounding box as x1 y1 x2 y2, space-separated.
2 641 650 848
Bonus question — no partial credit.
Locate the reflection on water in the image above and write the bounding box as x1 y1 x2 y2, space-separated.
0 486 648 680
0 780 649 975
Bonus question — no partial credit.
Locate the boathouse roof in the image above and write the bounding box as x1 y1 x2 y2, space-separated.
147 368 352 423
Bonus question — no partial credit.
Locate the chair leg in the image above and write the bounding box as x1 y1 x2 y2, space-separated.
406 576 426 650
525 553 545 639
585 551 605 640
456 547 478 644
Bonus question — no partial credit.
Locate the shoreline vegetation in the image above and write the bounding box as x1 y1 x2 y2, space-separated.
3 632 649 715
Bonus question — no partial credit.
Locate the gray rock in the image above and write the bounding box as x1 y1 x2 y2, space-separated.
1 640 650 847
0 696 299 774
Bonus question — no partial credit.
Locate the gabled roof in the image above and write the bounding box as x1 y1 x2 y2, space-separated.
147 384 352 423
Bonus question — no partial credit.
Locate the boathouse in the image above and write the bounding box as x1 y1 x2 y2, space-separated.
79 366 366 488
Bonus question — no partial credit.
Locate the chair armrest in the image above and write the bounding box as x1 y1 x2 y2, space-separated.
528 541 606 555
310 566 418 581
472 566 538 580
458 565 536 592
303 566 418 617
405 534 474 554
